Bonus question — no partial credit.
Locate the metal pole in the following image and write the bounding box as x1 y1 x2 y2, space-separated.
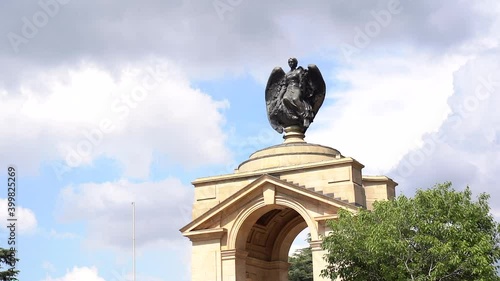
132 202 136 281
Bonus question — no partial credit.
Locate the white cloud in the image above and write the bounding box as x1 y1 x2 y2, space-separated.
42 266 105 281
0 198 37 234
492 208 500 223
46 228 79 240
42 261 56 273
108 268 169 281
308 52 468 175
1 59 231 179
0 1 497 90
388 48 500 206
1 1 498 180
57 177 193 251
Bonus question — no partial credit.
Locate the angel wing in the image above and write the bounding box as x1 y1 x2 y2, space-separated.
306 64 326 118
265 67 285 133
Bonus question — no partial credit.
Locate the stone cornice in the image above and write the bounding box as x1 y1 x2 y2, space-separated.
192 157 365 185
182 228 227 242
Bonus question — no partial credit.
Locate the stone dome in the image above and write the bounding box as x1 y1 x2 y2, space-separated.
237 141 342 173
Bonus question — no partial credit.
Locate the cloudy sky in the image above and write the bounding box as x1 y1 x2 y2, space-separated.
1 0 500 280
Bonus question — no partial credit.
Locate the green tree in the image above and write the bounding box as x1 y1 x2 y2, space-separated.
0 248 18 281
322 182 500 281
289 246 313 281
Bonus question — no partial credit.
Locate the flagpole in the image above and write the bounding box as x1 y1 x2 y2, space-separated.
132 202 136 281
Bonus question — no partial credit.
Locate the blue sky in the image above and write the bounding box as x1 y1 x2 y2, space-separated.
1 0 500 280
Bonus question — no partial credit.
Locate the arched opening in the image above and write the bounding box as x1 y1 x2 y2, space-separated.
234 205 311 281
288 229 312 281
289 229 311 256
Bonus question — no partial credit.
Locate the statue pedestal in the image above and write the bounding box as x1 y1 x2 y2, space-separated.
283 126 305 143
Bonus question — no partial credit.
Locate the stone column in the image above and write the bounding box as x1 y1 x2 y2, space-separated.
191 239 222 281
273 261 290 281
310 240 329 281
221 249 248 281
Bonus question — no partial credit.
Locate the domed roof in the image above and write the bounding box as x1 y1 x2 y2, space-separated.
237 141 342 173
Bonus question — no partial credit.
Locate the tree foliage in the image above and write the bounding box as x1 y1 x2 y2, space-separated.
0 248 18 281
322 182 500 281
288 246 313 281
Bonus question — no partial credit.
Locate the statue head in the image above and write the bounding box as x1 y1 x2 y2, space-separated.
288 57 298 70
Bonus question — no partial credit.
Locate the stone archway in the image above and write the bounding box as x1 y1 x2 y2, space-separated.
221 183 330 281
180 141 397 281
234 206 308 281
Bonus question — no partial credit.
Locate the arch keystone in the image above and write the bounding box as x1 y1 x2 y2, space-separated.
263 184 276 205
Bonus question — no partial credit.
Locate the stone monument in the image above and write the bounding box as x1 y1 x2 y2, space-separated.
180 58 397 281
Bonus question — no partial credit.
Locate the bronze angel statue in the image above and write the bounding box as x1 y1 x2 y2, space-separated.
265 58 326 134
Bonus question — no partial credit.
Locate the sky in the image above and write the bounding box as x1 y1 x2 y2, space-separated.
1 0 500 280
